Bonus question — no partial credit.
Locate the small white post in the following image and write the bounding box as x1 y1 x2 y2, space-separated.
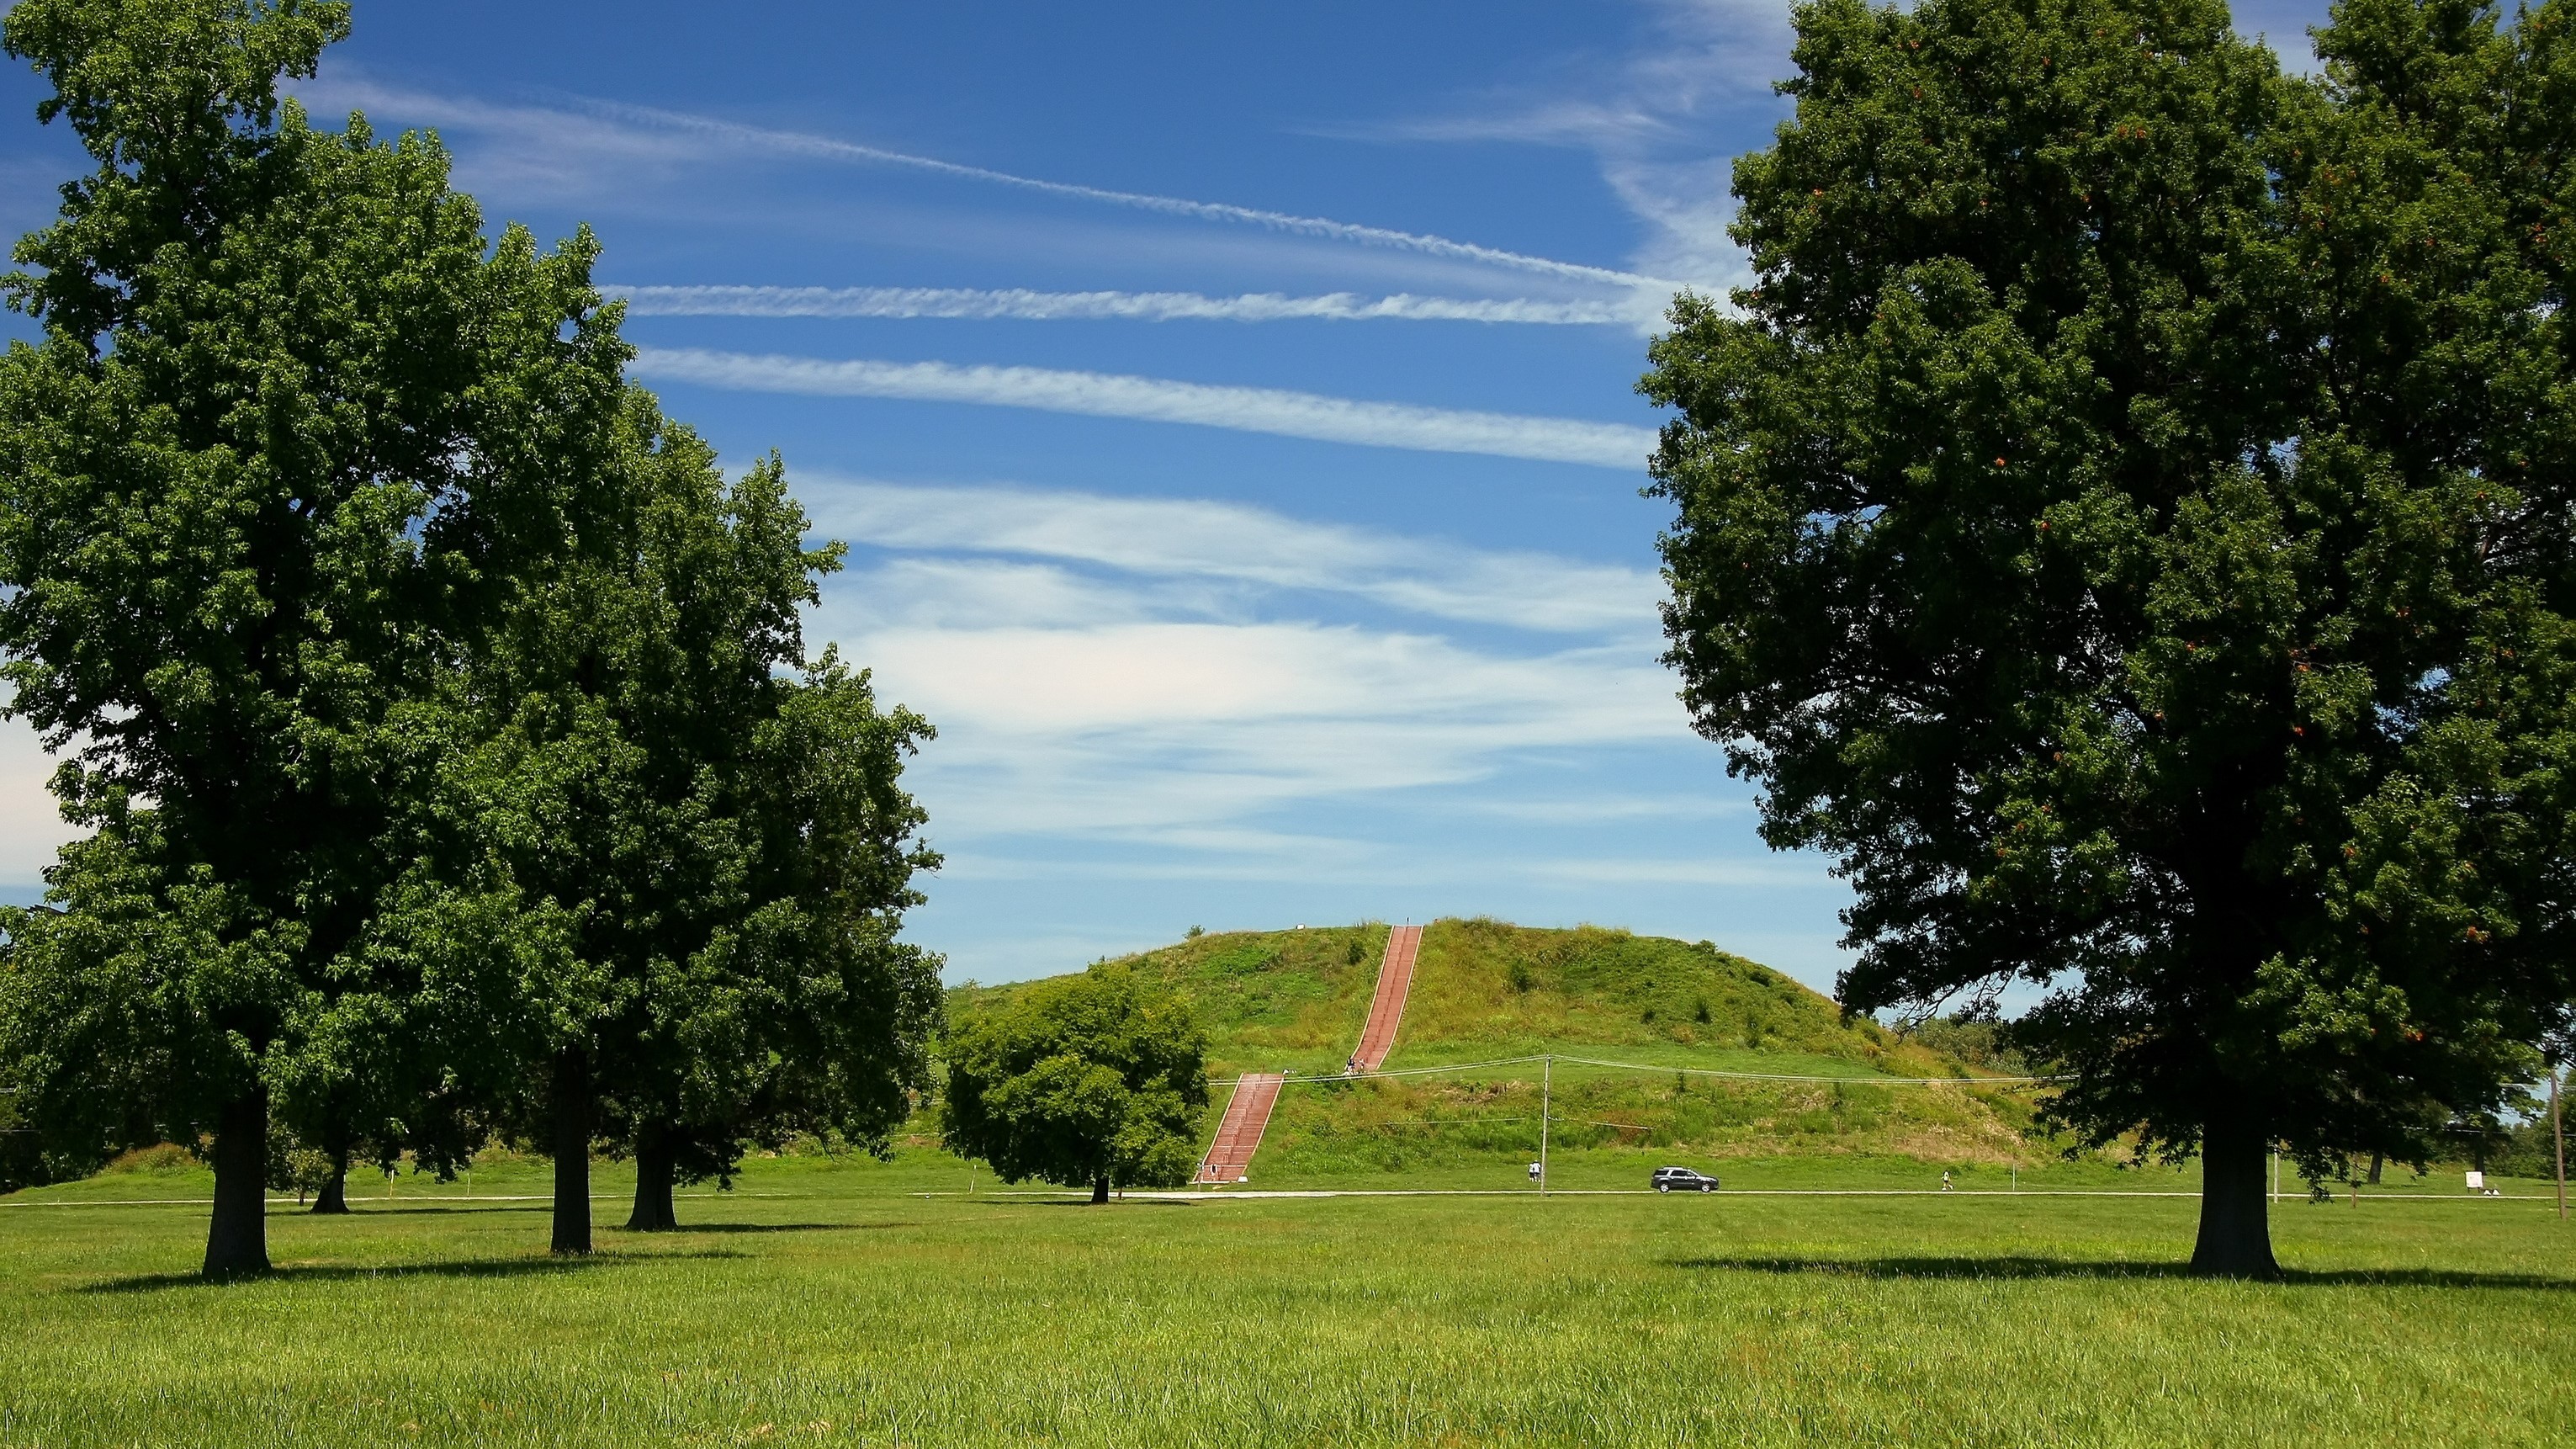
1540 1055 1551 1197
2552 1059 2565 1224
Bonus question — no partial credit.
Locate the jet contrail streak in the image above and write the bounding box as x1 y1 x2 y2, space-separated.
630 347 1657 469
609 284 1650 326
583 98 1687 293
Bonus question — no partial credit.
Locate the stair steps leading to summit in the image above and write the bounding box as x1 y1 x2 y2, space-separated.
1195 1072 1284 1184
1349 924 1422 1074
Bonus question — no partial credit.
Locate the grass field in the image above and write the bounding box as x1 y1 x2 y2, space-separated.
3 1154 2568 1447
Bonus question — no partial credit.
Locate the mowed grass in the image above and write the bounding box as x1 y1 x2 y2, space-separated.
3 1157 2570 1447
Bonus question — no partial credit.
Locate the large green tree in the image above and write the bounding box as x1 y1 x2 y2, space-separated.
1642 0 2575 1274
464 398 943 1253
941 965 1209 1204
0 0 624 1276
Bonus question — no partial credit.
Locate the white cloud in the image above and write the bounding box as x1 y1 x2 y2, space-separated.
871 652 1687 843
802 479 1662 634
861 622 1666 739
636 348 1658 469
792 480 1692 852
0 714 77 887
612 284 1651 326
1344 0 1789 298
826 556 1179 632
289 76 1676 298
1461 795 1746 824
1538 857 1827 887
575 97 1678 291
291 77 729 200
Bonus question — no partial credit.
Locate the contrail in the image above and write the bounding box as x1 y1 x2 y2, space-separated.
581 98 1685 293
630 347 1656 470
610 284 1649 326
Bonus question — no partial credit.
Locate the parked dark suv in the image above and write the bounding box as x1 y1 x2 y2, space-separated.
1651 1166 1720 1193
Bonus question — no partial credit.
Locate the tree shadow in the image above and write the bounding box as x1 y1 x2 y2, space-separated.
291 1204 551 1217
1670 1255 2576 1290
946 1194 1201 1209
622 1222 909 1235
77 1249 743 1294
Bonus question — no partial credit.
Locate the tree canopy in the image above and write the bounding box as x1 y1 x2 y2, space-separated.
0 0 942 1272
460 397 943 1250
1642 0 2576 1275
941 966 1210 1204
0 0 625 1276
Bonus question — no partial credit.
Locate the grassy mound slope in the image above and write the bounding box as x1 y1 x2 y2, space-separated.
954 919 2052 1186
953 917 1952 1077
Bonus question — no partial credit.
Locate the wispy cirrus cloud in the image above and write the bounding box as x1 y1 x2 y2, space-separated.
840 620 1684 839
612 284 1651 326
800 478 1662 634
792 480 1688 849
633 348 1657 469
291 76 1677 296
576 97 1681 292
1334 0 1790 294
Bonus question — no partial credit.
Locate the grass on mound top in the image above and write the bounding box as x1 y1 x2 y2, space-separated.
952 918 1965 1081
949 921 1391 1078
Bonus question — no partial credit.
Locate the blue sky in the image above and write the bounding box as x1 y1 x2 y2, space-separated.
0 0 2337 989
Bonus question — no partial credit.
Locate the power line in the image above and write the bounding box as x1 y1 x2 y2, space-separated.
1209 1054 2058 1091
1552 1054 2064 1086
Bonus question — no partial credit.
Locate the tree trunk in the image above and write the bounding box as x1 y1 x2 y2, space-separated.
203 1090 272 1279
2190 1121 2280 1279
2366 1150 2383 1186
1091 1176 1110 1205
550 1048 593 1255
625 1125 677 1232
310 1143 351 1215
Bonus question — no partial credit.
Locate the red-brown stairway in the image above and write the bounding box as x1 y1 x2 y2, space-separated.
1194 924 1426 1186
1194 1072 1283 1184
1349 923 1422 1074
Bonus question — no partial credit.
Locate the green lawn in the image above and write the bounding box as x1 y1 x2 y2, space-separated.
2 1155 2568 1447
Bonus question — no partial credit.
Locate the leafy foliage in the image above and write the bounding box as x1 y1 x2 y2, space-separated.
1642 0 2576 1211
941 965 1209 1197
0 0 624 1268
453 395 943 1223
0 0 945 1264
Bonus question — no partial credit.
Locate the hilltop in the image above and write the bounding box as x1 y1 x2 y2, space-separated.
949 919 2059 1187
959 918 1956 1076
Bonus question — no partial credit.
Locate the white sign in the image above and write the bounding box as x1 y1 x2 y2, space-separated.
2466 1170 2485 1190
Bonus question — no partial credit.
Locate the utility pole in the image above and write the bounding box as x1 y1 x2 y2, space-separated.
1540 1055 1551 1197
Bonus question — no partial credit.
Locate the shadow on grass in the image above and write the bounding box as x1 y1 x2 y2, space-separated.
78 1249 744 1294
623 1222 909 1235
290 1204 552 1217
950 1196 1201 1210
1672 1255 2576 1290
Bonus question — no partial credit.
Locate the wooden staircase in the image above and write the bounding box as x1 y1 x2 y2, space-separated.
1194 1072 1284 1184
